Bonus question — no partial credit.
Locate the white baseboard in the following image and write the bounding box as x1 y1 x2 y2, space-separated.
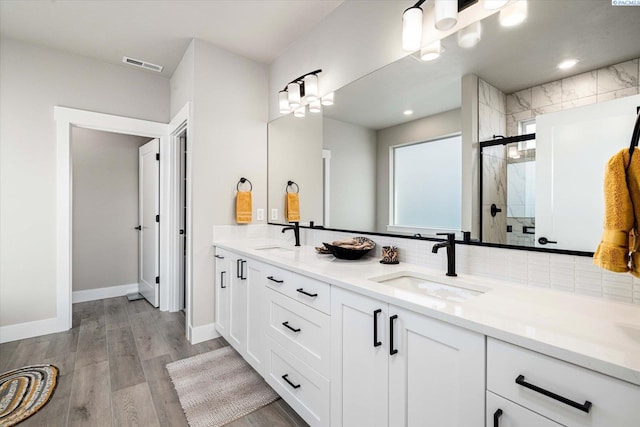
189 322 220 344
0 316 67 344
72 283 138 303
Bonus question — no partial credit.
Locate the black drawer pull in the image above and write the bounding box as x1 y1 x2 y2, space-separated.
515 375 592 413
296 288 318 297
282 374 301 389
282 321 301 333
493 409 502 427
373 309 382 347
389 315 398 355
220 271 226 288
240 260 247 280
236 259 242 278
267 276 284 283
214 254 224 259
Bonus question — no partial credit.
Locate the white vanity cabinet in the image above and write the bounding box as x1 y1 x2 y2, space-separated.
487 338 640 427
228 252 248 353
214 249 230 339
331 287 485 427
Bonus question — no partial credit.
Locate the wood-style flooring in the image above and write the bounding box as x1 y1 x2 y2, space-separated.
0 297 308 427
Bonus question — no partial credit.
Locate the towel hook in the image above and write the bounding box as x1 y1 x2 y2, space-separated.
237 177 252 192
629 108 640 160
286 180 299 194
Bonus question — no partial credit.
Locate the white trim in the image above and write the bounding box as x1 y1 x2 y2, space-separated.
0 317 67 344
189 323 220 345
72 283 139 304
55 106 169 332
386 225 462 238
322 149 331 227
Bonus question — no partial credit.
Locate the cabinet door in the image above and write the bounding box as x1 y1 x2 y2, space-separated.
487 391 562 427
388 306 485 427
228 257 247 354
246 261 267 376
331 287 388 427
214 252 230 339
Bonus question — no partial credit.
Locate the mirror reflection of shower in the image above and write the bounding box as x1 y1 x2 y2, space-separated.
506 136 536 247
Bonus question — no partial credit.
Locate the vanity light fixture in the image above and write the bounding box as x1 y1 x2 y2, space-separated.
434 0 458 31
278 69 323 116
402 2 424 52
457 21 482 48
483 0 508 10
499 0 527 27
558 58 579 70
321 92 334 106
420 40 443 61
309 99 322 113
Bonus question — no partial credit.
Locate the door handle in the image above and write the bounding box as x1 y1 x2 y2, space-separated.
490 204 502 217
215 254 224 259
282 374 301 389
493 409 502 427
538 237 557 245
373 309 382 347
135 225 142 230
389 315 398 355
220 271 226 288
296 288 318 297
282 321 301 333
236 259 241 278
515 375 592 413
240 260 247 280
267 276 284 283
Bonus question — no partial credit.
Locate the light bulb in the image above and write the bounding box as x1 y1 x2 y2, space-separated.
279 90 290 114
458 21 482 49
558 59 579 70
420 40 442 61
402 6 423 52
321 92 334 106
288 82 301 109
309 99 322 113
293 105 306 118
304 74 319 102
500 0 527 27
434 0 458 31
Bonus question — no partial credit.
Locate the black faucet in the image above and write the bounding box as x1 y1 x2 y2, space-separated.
282 222 300 247
432 232 457 277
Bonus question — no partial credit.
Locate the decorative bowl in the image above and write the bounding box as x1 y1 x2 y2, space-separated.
322 237 375 260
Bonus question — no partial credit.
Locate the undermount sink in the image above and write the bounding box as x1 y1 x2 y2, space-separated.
369 272 487 303
253 245 295 253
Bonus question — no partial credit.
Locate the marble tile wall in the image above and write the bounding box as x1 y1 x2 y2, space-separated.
213 225 640 304
506 216 535 247
505 58 640 136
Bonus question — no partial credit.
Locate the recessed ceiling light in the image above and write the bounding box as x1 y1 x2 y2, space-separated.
403 110 414 116
558 59 579 70
499 0 527 27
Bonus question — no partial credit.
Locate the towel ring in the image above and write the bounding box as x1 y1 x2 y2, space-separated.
237 177 252 192
286 180 299 194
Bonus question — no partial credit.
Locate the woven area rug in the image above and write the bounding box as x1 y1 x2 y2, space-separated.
0 364 59 427
166 346 278 427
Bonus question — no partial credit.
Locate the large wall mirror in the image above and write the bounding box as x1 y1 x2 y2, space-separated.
268 1 640 254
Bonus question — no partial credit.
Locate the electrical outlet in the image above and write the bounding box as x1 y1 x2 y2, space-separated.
271 208 278 221
257 208 264 221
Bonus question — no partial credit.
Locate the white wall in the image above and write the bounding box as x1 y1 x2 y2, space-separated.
72 128 150 292
323 117 376 230
177 39 268 328
0 38 169 328
376 109 461 232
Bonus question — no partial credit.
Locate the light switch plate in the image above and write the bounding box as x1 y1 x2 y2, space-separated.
257 208 264 221
271 208 278 221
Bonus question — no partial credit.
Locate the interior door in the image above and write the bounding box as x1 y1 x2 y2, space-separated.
138 139 160 307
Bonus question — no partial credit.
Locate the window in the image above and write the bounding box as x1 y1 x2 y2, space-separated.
519 118 536 135
392 134 462 230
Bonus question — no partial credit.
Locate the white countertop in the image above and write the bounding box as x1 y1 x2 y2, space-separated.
214 239 640 386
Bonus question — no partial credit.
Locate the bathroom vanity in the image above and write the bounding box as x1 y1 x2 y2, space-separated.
213 240 640 427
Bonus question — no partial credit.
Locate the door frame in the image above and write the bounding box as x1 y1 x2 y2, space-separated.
55 106 187 330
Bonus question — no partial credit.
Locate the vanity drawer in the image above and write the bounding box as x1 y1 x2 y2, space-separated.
266 338 330 427
487 338 640 426
266 288 331 377
264 265 331 314
487 391 562 427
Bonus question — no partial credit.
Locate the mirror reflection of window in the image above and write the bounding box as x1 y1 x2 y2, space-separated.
392 134 462 233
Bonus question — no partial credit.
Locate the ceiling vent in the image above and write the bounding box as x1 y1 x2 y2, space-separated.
122 56 163 73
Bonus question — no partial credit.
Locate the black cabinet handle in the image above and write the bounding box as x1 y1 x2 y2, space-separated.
215 254 224 259
389 315 398 355
296 288 318 297
493 409 502 427
282 321 301 333
135 225 142 230
490 204 503 217
267 276 284 284
515 375 592 413
220 271 226 288
282 374 301 389
373 309 382 347
538 237 557 245
240 260 247 280
236 259 242 278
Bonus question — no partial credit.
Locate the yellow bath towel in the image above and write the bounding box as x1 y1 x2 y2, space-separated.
593 149 640 277
286 192 300 222
236 191 252 224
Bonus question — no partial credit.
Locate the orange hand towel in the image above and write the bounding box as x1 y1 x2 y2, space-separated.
286 192 300 222
593 149 640 276
236 191 252 224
